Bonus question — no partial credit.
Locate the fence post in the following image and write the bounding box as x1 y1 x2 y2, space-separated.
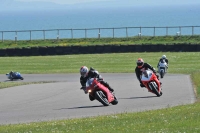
43 30 45 40
166 27 168 36
57 29 59 40
30 31 32 41
192 26 194 36
113 28 114 38
138 33 142 38
85 29 87 39
126 27 128 38
98 28 100 39
179 26 181 36
15 31 17 43
138 27 142 38
154 27 155 37
1 32 3 42
71 29 73 39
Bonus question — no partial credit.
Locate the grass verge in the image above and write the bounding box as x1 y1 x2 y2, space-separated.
0 81 56 89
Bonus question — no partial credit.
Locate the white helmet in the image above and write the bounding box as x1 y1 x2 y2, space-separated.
162 55 166 59
80 66 89 77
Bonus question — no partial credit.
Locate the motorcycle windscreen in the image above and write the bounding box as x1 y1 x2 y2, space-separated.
159 62 167 67
141 70 153 81
86 78 94 88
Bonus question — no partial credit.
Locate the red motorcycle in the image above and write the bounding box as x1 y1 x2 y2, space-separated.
85 78 118 106
141 70 162 97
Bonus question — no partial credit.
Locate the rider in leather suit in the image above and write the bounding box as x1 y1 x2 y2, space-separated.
157 55 169 71
135 58 160 87
80 66 114 101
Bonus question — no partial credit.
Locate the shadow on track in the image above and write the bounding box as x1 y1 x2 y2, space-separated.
54 105 104 110
119 96 157 100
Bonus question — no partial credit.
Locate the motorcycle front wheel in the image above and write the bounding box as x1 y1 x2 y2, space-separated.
160 69 164 78
111 95 118 105
149 82 161 97
95 91 109 106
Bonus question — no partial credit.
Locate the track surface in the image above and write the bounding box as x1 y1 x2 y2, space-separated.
0 73 196 125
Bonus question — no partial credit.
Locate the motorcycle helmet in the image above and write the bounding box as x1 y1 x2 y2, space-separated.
162 55 166 59
80 66 89 77
136 58 144 68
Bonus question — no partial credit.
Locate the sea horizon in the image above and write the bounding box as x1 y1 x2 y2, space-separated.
0 5 200 40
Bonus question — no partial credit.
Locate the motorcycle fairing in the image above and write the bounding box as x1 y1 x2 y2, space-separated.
141 70 161 94
158 61 167 72
86 78 114 103
141 70 152 81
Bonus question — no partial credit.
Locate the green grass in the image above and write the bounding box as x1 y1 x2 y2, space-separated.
0 52 200 132
1 103 200 133
0 52 199 74
191 70 200 100
1 35 200 49
0 81 56 89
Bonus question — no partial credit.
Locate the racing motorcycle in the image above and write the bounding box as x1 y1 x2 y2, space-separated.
85 78 118 106
6 72 24 80
141 70 162 97
158 59 168 78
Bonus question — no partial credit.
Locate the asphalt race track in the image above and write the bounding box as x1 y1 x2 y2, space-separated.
0 73 196 125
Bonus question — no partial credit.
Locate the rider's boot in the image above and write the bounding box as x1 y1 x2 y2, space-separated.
108 86 114 92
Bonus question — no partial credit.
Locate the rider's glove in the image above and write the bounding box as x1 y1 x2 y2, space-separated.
156 74 159 79
153 70 157 74
84 90 88 94
97 78 103 82
140 83 145 88
140 81 145 87
80 86 86 90
80 86 88 94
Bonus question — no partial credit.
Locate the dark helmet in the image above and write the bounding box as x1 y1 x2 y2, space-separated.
136 58 144 68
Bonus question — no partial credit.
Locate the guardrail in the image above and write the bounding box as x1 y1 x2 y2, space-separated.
1 26 200 42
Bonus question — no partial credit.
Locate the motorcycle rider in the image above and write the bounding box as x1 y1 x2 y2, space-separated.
80 66 114 101
9 71 16 78
157 55 169 66
135 58 161 87
157 55 169 71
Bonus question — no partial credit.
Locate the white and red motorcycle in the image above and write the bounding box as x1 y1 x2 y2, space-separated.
141 70 162 97
85 78 118 106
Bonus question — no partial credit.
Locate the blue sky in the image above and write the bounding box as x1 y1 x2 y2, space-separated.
15 0 200 5
16 0 110 4
1 0 200 11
